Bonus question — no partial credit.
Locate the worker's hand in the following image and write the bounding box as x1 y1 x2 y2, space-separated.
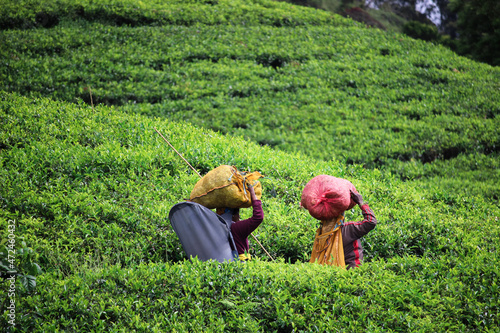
350 190 364 207
247 183 257 200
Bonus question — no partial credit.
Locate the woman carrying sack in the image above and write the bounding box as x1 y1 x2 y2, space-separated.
310 190 377 269
217 184 264 261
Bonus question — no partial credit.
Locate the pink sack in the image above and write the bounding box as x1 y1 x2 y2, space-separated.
301 175 358 221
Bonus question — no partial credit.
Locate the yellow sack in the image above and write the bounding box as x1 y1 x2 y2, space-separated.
189 165 263 209
309 214 346 268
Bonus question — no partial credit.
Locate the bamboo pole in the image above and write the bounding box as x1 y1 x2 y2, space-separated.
154 127 202 178
249 231 274 261
154 127 274 261
89 86 95 112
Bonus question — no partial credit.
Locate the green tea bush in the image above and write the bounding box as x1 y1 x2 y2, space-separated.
403 20 440 42
4 257 499 331
1 12 498 201
0 211 43 293
0 92 498 332
0 93 498 300
0 0 347 29
1 91 498 268
1 0 500 330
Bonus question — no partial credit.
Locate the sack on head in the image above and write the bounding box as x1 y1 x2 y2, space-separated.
189 165 263 209
301 175 357 220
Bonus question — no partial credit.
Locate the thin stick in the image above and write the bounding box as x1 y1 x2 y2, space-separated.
89 86 95 112
250 233 274 261
154 127 274 261
154 127 202 178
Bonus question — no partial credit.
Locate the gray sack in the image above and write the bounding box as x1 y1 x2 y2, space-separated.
168 201 238 262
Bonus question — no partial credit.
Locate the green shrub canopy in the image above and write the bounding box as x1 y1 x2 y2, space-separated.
0 0 499 331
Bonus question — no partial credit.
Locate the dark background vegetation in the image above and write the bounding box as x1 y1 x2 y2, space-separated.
279 0 500 66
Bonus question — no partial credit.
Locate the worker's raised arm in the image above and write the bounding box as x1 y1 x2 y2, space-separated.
342 191 377 244
247 183 258 202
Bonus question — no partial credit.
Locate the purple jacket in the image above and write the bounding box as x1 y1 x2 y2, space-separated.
231 200 264 255
342 204 377 269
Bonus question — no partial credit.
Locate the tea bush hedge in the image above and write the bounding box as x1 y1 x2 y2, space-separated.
0 0 346 29
1 0 498 201
0 91 499 331
5 256 500 332
1 0 499 330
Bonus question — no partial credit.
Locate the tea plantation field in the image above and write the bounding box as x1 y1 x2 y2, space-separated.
1 0 499 331
1 0 499 201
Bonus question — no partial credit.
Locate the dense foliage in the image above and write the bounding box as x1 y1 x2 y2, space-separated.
402 20 440 41
281 0 499 66
0 0 344 29
1 1 498 202
0 0 499 331
449 0 500 67
1 91 499 331
8 256 500 332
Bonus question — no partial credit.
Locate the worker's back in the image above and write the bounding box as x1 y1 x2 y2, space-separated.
169 201 238 262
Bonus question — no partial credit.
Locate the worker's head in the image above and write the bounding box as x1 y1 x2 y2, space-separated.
230 208 240 222
217 207 240 222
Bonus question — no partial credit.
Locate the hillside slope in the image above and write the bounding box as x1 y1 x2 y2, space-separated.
1 0 498 202
1 91 499 331
0 0 499 331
